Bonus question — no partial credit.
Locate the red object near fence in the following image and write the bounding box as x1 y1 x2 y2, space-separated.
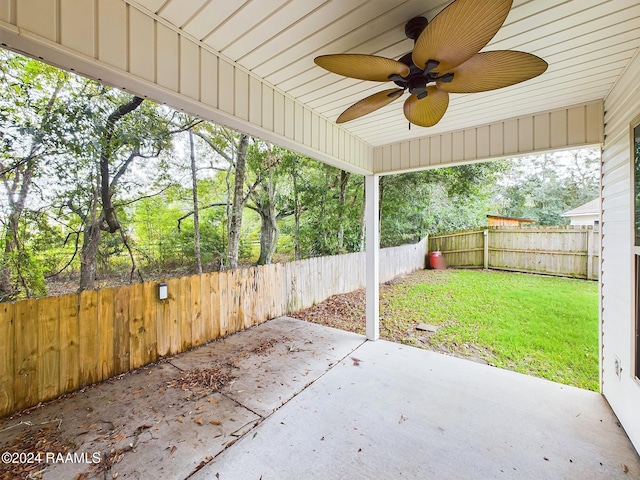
429 251 446 270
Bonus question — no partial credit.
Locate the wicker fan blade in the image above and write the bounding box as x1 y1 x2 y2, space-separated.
337 89 405 123
315 54 410 82
437 51 547 93
413 0 512 73
403 87 449 127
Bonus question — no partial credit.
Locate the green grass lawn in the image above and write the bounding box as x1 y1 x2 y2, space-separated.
294 269 600 391
381 269 599 391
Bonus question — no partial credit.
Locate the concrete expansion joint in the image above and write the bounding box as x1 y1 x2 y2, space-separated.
183 338 367 479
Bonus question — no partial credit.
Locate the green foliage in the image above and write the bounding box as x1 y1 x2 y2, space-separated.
380 162 508 245
284 162 364 257
496 150 600 225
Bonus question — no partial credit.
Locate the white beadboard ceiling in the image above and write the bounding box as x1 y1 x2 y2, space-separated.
129 0 639 148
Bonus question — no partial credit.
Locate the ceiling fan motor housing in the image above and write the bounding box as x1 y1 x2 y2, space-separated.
405 16 429 40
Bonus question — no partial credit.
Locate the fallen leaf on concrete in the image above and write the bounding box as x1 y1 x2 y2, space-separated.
351 357 361 366
252 338 278 355
167 366 234 392
135 424 152 433
177 417 183 423
210 420 222 425
622 464 629 473
0 425 72 480
169 445 177 457
131 389 143 395
195 418 203 425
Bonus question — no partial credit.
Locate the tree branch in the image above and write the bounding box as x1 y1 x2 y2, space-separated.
177 202 228 231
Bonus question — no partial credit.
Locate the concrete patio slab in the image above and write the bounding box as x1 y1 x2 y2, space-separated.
0 317 365 479
1 317 638 479
194 335 640 480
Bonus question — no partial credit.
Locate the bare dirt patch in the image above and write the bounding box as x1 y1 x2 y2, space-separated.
291 269 490 365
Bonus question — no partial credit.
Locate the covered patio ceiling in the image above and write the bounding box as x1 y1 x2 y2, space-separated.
128 0 637 148
1 0 636 175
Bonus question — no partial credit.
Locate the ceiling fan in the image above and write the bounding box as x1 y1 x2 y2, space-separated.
314 0 547 127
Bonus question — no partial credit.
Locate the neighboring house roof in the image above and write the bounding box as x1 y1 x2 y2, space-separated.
561 199 601 217
486 215 536 223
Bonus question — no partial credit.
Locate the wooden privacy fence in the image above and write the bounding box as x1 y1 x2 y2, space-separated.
0 238 427 418
429 226 599 279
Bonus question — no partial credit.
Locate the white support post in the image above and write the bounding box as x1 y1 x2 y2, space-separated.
365 174 380 341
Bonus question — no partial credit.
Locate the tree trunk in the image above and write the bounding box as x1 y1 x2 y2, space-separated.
256 203 279 265
293 170 301 260
189 130 203 274
226 134 249 270
0 164 34 300
0 214 20 301
79 219 101 291
100 96 144 233
337 170 350 253
78 175 101 291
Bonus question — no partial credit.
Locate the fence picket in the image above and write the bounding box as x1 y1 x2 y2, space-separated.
128 283 145 370
219 271 229 337
14 299 38 410
169 278 182 355
179 276 191 352
210 272 221 338
59 294 79 393
114 286 130 375
191 274 203 347
78 290 98 386
37 297 60 402
97 288 115 382
0 302 15 414
142 281 158 364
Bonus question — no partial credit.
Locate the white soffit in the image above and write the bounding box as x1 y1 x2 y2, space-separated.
130 0 640 149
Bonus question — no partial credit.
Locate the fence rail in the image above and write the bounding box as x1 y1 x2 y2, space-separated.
429 226 599 280
0 238 427 418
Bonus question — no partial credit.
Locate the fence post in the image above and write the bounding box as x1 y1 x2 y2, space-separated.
587 227 593 280
484 229 489 269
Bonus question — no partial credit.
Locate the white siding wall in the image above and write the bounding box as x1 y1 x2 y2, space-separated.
602 49 640 453
0 0 372 175
374 102 604 174
569 215 599 227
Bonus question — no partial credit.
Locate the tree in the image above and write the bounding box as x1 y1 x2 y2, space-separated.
379 162 508 245
496 150 600 225
189 129 203 274
192 125 251 270
0 51 77 300
54 87 198 290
